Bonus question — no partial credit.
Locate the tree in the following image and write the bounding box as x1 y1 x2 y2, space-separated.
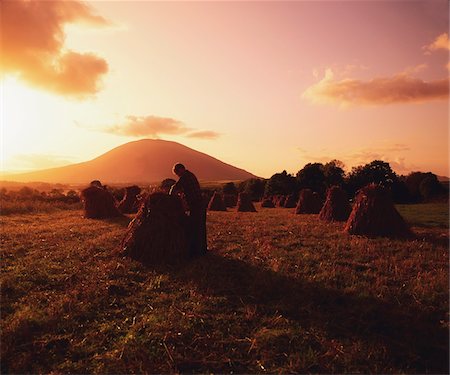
390 177 411 204
239 178 266 201
323 160 345 188
346 160 399 197
296 163 326 195
65 190 81 203
17 186 35 198
264 171 297 197
405 172 442 202
49 188 65 200
419 174 443 201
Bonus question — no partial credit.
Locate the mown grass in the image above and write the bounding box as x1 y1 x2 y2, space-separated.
1 204 448 373
397 203 449 228
0 199 82 215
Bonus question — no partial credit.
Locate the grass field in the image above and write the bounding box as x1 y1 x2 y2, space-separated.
396 203 449 228
1 203 448 373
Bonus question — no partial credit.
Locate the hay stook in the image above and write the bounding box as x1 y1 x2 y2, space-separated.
207 191 227 211
80 185 122 219
295 189 323 214
223 194 238 207
118 185 142 214
277 195 287 207
319 185 351 222
261 197 275 208
237 192 257 212
121 193 189 265
284 194 298 208
344 184 411 238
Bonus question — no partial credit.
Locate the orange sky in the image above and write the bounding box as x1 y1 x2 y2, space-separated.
1 0 449 178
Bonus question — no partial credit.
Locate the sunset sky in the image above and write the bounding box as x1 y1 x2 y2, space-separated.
1 0 449 178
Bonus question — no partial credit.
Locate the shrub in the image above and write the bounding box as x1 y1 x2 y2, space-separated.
264 171 296 197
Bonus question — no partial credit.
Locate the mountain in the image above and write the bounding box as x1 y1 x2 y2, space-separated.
1 139 256 184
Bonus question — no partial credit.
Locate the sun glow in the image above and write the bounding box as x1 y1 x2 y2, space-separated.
1 77 78 173
1 1 448 179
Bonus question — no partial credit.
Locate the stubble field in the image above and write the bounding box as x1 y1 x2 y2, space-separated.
1 203 448 373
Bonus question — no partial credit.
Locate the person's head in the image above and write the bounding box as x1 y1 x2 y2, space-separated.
172 163 186 177
90 180 102 188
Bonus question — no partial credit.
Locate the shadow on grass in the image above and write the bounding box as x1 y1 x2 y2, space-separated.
412 229 449 248
170 251 448 373
104 214 134 227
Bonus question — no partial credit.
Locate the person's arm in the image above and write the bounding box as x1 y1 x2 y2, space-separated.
169 180 181 195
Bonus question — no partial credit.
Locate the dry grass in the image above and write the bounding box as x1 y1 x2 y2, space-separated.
1 204 448 373
1 199 82 215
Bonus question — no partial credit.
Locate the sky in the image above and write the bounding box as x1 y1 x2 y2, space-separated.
1 0 449 178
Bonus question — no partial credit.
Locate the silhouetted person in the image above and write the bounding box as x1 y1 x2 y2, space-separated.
169 163 207 258
90 180 103 188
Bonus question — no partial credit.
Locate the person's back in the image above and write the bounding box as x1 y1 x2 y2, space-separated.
176 169 202 210
170 163 207 257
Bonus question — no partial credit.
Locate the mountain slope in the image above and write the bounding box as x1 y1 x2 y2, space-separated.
2 139 256 183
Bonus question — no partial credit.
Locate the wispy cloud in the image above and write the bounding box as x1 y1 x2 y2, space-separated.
186 130 221 139
100 115 221 140
423 32 450 54
303 69 449 107
1 0 110 98
104 116 190 137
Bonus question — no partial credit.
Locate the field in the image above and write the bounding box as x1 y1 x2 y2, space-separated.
1 203 448 373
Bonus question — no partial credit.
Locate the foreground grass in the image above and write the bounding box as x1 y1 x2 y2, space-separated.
1 206 448 373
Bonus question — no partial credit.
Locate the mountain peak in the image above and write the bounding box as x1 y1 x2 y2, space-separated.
2 139 256 184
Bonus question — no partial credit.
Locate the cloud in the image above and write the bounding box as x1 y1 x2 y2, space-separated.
423 33 450 53
347 148 419 175
403 64 428 75
1 0 109 98
344 143 412 169
105 116 190 137
303 69 449 107
297 143 417 175
100 115 221 140
186 131 221 139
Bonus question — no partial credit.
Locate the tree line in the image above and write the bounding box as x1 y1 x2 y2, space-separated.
223 160 448 204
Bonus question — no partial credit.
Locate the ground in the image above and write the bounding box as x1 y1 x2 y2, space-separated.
1 203 448 373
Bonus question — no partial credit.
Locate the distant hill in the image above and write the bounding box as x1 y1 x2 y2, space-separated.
1 139 256 184
437 175 449 182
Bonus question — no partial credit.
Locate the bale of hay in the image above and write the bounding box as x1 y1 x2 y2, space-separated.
121 193 189 264
118 185 142 214
261 197 275 208
202 190 214 208
223 194 238 207
344 184 410 237
295 189 323 214
284 194 298 208
277 195 286 207
208 191 227 211
237 192 257 212
80 186 122 219
319 186 351 222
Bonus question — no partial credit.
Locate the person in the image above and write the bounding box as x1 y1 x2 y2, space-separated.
169 163 207 257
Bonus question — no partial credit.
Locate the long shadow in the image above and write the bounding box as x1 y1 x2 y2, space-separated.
412 230 449 248
104 214 134 227
169 252 448 373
